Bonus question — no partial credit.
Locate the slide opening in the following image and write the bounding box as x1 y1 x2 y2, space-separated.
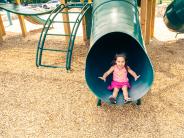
86 32 153 104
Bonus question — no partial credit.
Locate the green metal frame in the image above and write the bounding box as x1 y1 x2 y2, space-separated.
6 11 12 25
36 4 66 68
136 99 141 105
97 99 101 106
36 2 91 69
66 3 91 70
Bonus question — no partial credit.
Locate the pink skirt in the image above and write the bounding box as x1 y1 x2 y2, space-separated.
107 81 131 90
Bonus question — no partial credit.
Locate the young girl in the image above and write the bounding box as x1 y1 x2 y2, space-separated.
99 53 140 104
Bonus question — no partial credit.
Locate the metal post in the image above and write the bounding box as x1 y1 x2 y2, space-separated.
6 12 12 25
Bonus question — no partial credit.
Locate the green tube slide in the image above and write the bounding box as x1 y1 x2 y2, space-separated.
164 0 184 32
85 0 154 105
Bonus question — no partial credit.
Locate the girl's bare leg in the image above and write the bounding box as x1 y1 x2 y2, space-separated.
122 86 129 100
112 87 119 98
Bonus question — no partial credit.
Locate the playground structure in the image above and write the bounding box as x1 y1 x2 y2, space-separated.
1 0 182 106
163 0 184 33
34 0 157 105
35 2 92 69
0 11 12 25
1 1 184 136
0 0 157 105
0 0 92 40
0 1 57 39
0 0 156 44
0 0 12 25
86 0 154 105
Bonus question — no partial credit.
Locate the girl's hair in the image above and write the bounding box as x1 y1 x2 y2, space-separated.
112 53 128 70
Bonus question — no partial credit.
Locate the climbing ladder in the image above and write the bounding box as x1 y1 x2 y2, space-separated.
36 2 91 70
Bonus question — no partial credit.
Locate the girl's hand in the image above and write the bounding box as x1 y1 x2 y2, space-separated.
98 76 106 82
135 75 140 81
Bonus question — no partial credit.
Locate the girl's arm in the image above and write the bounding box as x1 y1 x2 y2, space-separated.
127 66 140 81
98 66 114 82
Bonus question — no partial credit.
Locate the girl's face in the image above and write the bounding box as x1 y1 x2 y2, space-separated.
115 56 125 68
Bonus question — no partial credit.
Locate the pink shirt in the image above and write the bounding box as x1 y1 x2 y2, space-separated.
113 65 129 82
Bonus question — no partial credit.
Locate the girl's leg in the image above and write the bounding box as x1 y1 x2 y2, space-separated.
109 88 119 104
112 87 119 98
121 86 129 100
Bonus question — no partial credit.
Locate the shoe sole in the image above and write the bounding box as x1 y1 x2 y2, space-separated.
124 99 132 104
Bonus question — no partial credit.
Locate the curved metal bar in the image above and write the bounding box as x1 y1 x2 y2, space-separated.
36 4 65 66
66 3 91 70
